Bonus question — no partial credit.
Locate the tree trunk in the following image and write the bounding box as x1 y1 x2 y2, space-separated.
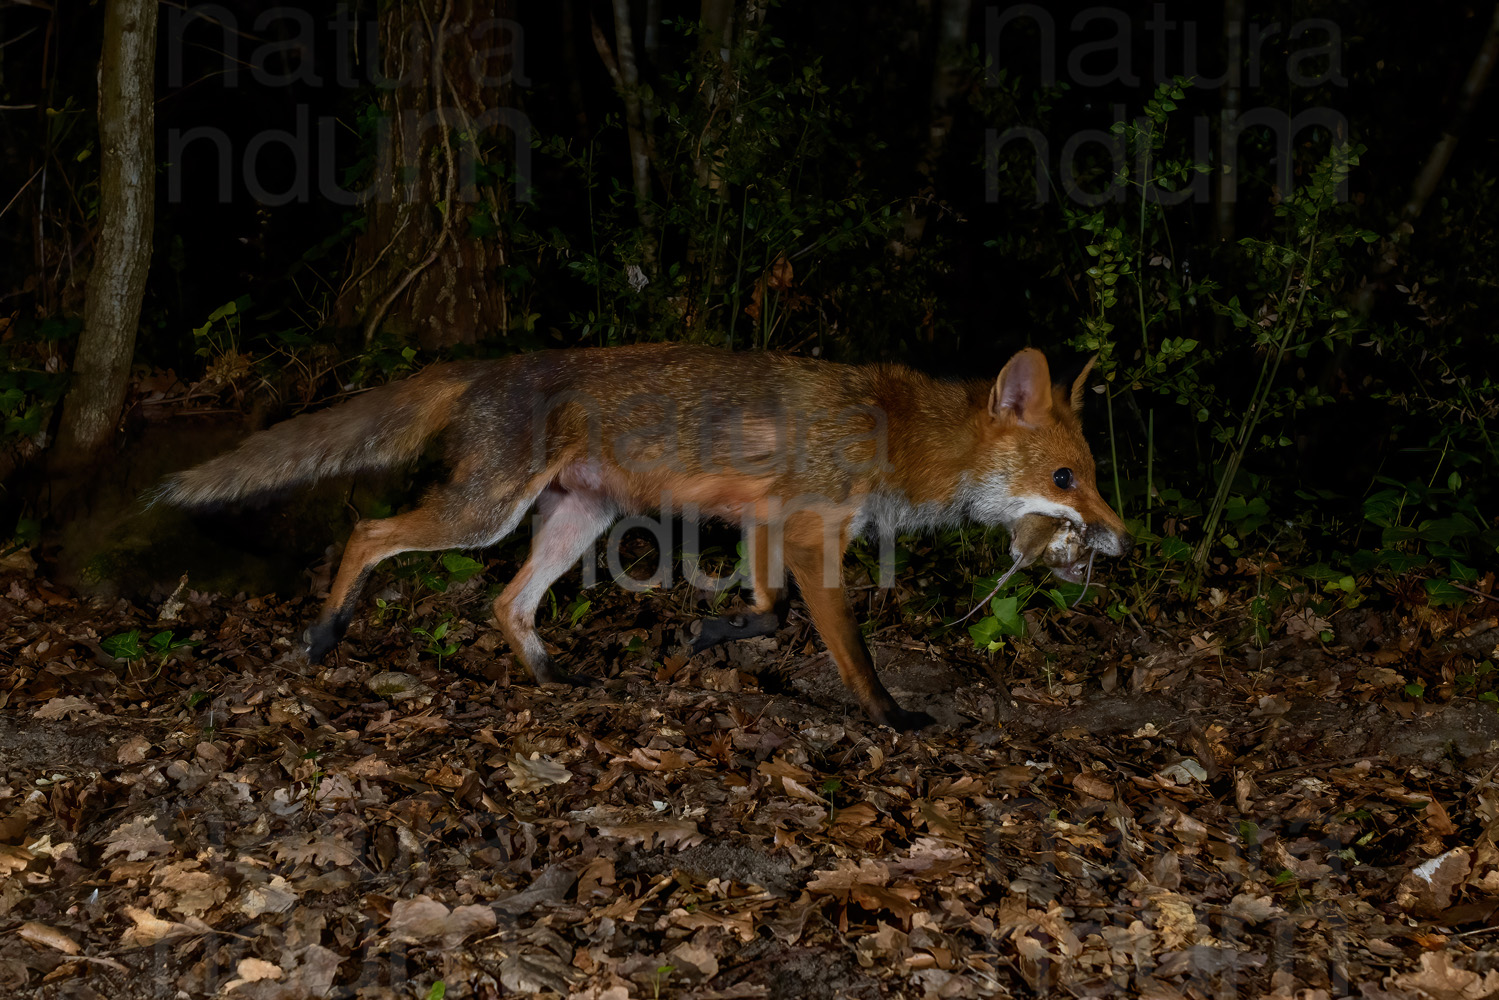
591 0 658 250
694 0 735 192
1352 1 1499 315
337 0 520 350
901 0 971 249
1213 0 1244 245
53 0 156 469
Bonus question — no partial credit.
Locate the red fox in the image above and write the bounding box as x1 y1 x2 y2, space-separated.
156 344 1130 728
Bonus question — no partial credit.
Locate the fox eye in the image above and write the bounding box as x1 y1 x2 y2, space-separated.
1053 468 1075 489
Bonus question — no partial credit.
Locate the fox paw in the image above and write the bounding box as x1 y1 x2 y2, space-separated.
302 624 338 665
690 611 780 654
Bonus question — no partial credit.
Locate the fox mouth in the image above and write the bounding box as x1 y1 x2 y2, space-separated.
1046 555 1093 584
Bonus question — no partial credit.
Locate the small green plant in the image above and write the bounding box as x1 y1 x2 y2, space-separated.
562 597 592 629
190 299 246 361
966 569 1093 652
410 617 458 670
1457 661 1498 705
373 597 408 624
101 629 198 669
418 552 486 594
820 777 843 824
969 593 1026 652
651 963 675 1000
303 749 325 804
424 982 447 1000
1356 471 1495 608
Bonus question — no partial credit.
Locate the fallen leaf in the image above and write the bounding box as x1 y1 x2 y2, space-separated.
506 753 573 792
17 921 79 955
103 815 171 861
1392 951 1499 1000
33 696 97 720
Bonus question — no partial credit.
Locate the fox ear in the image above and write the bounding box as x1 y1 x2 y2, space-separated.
1067 354 1097 414
990 348 1053 427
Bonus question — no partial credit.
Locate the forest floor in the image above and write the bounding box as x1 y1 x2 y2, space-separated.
1 547 1498 1000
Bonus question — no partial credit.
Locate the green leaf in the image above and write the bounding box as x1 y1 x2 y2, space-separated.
969 616 1003 649
990 595 1026 637
101 630 145 660
1424 579 1469 608
441 552 485 583
1160 536 1192 561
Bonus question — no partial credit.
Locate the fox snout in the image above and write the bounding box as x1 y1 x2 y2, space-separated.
1084 521 1132 557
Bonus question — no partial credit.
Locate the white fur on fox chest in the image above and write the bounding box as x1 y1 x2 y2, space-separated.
850 473 1087 537
850 488 968 537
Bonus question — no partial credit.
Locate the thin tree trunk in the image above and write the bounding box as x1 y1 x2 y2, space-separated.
54 0 156 468
337 0 518 349
643 0 662 62
592 0 658 250
1213 0 1244 245
693 0 734 191
901 0 971 249
1353 1 1499 314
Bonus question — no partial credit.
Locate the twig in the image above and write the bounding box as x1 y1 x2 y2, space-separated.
1448 581 1499 604
0 165 43 220
1453 924 1499 938
1261 755 1385 779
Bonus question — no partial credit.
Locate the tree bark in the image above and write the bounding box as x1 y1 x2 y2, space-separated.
1352 1 1499 314
53 0 156 469
1213 0 1244 245
337 0 520 350
901 0 971 248
591 0 658 248
692 0 735 193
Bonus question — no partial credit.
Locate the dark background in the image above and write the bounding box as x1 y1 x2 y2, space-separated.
1 0 1495 584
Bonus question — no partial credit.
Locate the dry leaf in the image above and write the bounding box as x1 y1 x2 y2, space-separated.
33 696 98 720
102 815 171 861
17 921 79 955
1391 951 1499 1000
506 753 573 792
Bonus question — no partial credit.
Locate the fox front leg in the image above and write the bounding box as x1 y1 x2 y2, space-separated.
690 610 781 654
782 518 934 731
691 521 787 653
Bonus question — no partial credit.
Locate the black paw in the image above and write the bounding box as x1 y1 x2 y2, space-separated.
302 623 338 665
690 611 781 654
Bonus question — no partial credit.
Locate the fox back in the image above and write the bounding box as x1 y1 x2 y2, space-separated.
156 343 1130 728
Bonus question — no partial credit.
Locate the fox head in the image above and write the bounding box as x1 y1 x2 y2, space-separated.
968 348 1132 575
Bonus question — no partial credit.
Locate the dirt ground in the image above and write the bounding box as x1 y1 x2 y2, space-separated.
2 561 1498 999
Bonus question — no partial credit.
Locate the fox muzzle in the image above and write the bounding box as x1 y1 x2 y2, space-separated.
1084 523 1133 557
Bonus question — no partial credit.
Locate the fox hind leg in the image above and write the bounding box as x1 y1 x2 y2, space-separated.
303 483 538 663
493 485 617 685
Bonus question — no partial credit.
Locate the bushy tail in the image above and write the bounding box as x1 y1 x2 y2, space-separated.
152 364 471 509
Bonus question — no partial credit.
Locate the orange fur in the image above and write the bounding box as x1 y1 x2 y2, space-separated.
158 343 1130 729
